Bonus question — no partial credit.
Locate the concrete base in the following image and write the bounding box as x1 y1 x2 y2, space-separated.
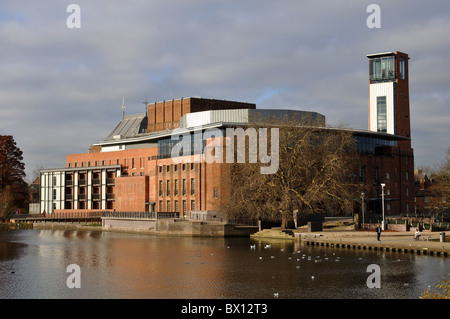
102 217 156 232
101 217 258 237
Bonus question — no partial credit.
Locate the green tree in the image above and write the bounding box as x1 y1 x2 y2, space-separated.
0 135 28 218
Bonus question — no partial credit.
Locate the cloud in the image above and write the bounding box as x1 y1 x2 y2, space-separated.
0 0 449 178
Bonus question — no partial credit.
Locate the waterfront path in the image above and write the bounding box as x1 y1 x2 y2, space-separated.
294 230 449 257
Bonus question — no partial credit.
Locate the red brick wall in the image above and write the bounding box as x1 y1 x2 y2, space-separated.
115 176 148 211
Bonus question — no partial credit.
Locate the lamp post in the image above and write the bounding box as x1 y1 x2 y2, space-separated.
361 192 365 229
381 183 386 230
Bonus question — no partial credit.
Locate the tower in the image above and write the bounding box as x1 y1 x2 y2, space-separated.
367 51 411 148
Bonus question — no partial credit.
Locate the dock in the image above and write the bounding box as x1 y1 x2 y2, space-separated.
295 230 449 257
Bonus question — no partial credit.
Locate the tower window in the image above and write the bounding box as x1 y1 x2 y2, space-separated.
399 57 406 80
377 96 387 133
369 56 395 82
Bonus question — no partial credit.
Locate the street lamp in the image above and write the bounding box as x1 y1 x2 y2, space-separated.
381 183 386 230
361 192 365 229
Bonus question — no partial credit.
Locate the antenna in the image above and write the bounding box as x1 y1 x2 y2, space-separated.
142 94 149 117
121 97 126 119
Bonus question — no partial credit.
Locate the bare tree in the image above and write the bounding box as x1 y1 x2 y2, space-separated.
223 117 357 229
426 148 450 213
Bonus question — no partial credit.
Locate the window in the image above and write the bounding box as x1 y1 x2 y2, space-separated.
399 57 406 80
159 200 163 212
386 172 390 180
182 179 186 196
174 179 178 196
377 96 387 133
167 165 170 173
174 200 179 212
214 188 219 199
174 165 178 172
369 56 395 82
53 189 57 200
159 166 162 174
359 166 366 183
182 200 187 217
167 200 171 212
53 176 57 186
132 158 135 169
373 166 379 185
387 204 391 211
159 180 163 196
182 164 186 171
191 200 195 211
167 180 171 196
191 178 195 195
191 163 195 171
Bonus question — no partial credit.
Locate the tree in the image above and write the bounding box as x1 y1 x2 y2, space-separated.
0 186 13 220
0 135 28 217
223 117 357 229
426 148 450 213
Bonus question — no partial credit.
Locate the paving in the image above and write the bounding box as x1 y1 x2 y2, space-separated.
295 229 450 257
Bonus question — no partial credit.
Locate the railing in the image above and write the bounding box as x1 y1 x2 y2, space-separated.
103 211 156 219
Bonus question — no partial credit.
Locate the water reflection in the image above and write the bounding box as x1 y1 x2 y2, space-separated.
0 229 448 299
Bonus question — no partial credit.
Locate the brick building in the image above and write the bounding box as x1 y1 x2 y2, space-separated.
40 51 415 222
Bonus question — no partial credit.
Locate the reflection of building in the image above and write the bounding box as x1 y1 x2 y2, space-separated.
40 51 415 220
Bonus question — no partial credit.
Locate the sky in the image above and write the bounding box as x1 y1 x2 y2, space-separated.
0 0 449 181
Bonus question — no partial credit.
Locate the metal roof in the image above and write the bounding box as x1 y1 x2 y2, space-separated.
103 113 148 141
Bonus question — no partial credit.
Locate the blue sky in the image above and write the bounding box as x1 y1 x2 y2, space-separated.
0 0 449 180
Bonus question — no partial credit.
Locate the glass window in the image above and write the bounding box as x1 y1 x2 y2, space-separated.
174 179 178 196
167 180 171 196
369 56 395 82
377 96 387 133
399 57 406 80
191 178 195 195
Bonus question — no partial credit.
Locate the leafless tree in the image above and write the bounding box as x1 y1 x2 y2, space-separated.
223 117 358 229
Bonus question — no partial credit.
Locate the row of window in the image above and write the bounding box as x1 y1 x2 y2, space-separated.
68 157 148 169
159 199 194 215
158 163 196 174
359 166 410 185
159 178 195 196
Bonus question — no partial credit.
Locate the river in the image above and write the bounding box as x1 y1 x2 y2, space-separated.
0 228 448 299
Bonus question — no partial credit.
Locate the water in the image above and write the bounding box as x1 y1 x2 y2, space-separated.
0 228 448 299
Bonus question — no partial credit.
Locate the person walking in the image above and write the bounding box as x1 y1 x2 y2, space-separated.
376 224 382 241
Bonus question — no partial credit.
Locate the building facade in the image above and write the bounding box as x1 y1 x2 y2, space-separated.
40 52 416 221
